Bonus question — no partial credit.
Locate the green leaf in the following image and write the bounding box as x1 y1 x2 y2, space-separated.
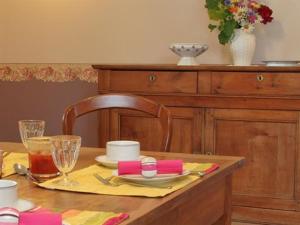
205 0 221 10
223 19 237 35
218 19 237 44
208 24 217 31
207 9 226 20
205 0 237 45
218 31 229 45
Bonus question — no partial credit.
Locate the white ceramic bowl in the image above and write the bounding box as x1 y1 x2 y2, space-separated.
169 43 208 65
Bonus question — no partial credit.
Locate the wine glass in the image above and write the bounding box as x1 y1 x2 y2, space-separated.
18 120 45 148
50 135 81 186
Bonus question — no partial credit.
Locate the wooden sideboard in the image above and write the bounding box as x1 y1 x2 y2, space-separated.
93 64 300 225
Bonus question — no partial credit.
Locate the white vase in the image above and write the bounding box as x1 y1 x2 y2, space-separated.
229 30 256 66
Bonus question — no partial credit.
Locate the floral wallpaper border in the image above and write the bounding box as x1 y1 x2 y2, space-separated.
0 64 98 83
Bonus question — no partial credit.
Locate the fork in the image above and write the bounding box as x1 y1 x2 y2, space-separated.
113 180 173 189
93 173 118 186
93 173 173 189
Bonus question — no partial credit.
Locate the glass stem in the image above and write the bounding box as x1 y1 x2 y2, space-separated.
62 172 69 184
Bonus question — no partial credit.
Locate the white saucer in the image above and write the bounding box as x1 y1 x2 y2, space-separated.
95 155 146 168
112 170 190 185
13 199 35 212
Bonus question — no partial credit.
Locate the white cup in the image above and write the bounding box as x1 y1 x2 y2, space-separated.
106 141 140 161
0 180 18 208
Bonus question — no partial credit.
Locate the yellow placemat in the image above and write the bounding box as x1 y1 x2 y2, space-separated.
63 209 129 225
38 163 214 198
2 152 28 177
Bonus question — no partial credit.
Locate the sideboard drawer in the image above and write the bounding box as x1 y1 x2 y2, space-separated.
212 72 300 96
108 70 197 94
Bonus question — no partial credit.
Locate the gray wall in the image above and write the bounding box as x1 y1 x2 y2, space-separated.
0 80 98 147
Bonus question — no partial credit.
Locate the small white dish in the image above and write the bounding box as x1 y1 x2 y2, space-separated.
112 170 190 185
95 155 146 169
262 60 300 66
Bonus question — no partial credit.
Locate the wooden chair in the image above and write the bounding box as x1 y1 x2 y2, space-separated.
62 93 172 152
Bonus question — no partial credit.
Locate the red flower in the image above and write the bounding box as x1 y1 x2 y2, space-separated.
258 5 273 24
228 7 238 13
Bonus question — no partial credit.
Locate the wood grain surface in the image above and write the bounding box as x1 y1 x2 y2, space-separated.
0 142 243 225
93 64 300 224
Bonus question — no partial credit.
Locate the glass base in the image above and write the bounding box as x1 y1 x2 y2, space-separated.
29 171 60 181
28 170 60 183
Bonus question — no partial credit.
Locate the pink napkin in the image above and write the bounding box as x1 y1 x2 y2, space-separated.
18 212 62 225
118 161 141 175
103 213 129 225
118 160 183 175
200 163 220 176
156 160 183 174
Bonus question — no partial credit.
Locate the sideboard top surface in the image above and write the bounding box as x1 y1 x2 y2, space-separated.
92 64 300 72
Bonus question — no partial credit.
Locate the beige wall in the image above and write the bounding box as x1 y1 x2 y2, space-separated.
0 0 299 64
0 0 299 146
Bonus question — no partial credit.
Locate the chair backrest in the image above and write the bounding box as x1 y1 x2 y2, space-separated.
62 93 172 152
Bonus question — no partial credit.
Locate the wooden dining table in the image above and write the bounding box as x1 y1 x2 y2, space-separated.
1 142 244 225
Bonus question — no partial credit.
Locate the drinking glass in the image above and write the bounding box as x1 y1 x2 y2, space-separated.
50 135 81 186
27 137 60 180
18 120 45 148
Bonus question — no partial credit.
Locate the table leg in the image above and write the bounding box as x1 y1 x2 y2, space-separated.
214 174 233 225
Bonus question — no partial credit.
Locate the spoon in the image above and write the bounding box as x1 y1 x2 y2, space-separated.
13 163 38 182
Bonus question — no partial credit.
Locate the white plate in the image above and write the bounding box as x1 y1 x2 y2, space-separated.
112 170 190 185
95 155 146 168
262 60 300 66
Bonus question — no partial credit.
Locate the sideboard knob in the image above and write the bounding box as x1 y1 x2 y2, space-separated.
149 74 157 82
257 74 264 82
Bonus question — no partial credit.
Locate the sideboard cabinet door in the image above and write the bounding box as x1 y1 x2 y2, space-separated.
101 107 202 153
205 108 300 213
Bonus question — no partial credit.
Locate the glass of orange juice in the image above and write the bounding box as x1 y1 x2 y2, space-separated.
27 137 59 180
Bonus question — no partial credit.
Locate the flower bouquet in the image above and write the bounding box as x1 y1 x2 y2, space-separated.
205 0 273 45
